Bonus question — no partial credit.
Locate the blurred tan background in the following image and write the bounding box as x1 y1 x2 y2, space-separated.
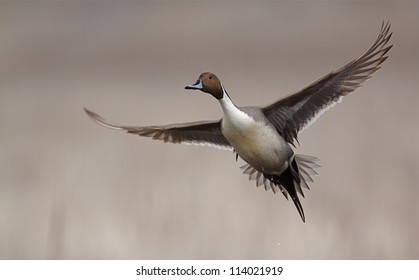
0 1 418 259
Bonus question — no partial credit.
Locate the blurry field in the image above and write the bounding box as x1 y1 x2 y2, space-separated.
0 2 418 259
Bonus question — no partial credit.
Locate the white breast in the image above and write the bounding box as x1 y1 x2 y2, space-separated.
218 95 291 174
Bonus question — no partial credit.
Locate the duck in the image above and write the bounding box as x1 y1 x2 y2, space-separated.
84 22 392 222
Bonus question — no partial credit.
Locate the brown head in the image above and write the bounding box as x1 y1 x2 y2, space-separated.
185 72 224 99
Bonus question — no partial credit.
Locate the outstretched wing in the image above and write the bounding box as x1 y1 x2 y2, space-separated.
84 108 232 150
263 22 393 146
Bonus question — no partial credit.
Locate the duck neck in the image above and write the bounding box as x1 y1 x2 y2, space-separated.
218 87 249 122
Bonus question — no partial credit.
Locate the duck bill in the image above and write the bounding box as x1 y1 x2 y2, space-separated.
185 79 203 90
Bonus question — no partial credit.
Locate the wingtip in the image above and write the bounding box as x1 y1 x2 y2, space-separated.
83 107 96 118
83 107 101 123
83 107 124 131
83 107 91 114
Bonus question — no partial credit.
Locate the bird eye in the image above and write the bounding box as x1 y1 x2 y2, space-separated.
209 76 212 80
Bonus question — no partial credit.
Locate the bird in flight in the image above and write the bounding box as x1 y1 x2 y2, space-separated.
85 22 392 222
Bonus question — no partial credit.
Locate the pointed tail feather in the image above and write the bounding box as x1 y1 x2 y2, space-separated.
279 164 306 222
291 194 305 223
241 154 320 222
265 165 306 222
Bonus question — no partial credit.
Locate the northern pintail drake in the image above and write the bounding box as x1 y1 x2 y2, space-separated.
85 22 392 222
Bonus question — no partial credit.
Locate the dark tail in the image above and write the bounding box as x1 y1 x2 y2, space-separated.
241 154 320 222
265 158 306 222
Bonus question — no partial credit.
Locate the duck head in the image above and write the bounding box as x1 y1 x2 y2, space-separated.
185 72 224 100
